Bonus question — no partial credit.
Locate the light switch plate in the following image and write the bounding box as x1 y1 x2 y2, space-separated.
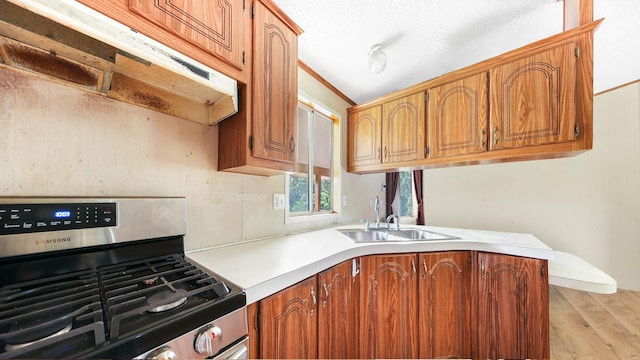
273 193 285 210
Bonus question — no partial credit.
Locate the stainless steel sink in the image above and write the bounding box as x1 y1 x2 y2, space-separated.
339 228 458 243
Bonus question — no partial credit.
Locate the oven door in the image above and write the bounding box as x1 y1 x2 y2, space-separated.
212 337 248 360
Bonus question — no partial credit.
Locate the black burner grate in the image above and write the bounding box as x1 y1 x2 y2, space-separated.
0 270 105 359
98 254 230 339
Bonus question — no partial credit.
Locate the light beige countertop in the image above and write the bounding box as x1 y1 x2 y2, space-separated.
187 225 616 304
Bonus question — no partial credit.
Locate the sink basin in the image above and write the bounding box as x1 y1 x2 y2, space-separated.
339 228 458 243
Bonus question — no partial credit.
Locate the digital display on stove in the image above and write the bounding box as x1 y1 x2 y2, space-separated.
53 210 72 218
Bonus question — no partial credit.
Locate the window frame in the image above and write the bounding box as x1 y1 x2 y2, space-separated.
391 170 418 223
285 93 341 224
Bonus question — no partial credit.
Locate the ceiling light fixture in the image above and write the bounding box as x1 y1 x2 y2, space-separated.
368 44 387 74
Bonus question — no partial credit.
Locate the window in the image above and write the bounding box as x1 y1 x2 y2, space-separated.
387 171 424 225
287 98 339 219
397 171 413 216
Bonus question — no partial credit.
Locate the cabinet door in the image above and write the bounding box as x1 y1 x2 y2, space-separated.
476 253 549 359
251 0 298 166
348 106 382 168
382 92 426 163
128 0 246 69
259 276 317 359
427 73 489 158
359 254 418 359
490 41 576 150
418 252 472 359
317 260 359 359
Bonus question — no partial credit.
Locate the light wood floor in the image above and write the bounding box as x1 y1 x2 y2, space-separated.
550 285 640 359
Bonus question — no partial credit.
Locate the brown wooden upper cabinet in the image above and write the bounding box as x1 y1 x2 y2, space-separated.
490 41 577 150
427 72 489 158
348 92 425 170
76 0 249 82
217 0 302 175
348 20 599 173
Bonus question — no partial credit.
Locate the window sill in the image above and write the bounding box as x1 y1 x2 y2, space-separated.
285 211 339 224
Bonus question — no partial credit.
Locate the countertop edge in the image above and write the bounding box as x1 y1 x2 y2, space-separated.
187 225 559 304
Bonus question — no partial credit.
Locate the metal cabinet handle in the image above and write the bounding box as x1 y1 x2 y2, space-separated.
411 259 417 280
480 258 485 278
290 136 295 154
481 129 486 148
377 146 381 160
310 285 317 315
322 280 329 307
422 258 428 280
492 126 498 147
384 146 388 160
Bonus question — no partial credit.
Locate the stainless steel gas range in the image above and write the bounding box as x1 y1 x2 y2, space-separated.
0 197 248 359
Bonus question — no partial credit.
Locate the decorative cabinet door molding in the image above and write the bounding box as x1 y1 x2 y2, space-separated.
490 41 577 150
129 0 246 69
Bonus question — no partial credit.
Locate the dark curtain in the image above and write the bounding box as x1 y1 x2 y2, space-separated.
413 169 425 225
385 172 399 218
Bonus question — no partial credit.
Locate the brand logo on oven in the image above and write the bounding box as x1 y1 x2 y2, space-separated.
36 237 71 245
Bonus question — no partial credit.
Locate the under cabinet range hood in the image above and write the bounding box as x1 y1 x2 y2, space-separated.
0 0 238 125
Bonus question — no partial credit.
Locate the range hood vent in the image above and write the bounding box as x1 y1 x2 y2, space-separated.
0 0 238 125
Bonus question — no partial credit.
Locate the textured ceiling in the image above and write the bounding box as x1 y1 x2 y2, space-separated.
272 0 640 105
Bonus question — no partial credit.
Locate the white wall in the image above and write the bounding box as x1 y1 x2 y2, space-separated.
424 81 640 291
0 67 383 251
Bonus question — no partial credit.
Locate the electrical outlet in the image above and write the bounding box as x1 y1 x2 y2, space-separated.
273 193 285 210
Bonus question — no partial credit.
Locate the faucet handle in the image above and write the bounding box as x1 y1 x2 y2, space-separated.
360 219 370 231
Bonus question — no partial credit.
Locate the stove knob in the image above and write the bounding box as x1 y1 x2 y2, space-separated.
194 325 222 356
145 346 177 360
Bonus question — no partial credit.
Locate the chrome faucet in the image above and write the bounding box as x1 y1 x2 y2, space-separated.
386 213 400 230
374 196 381 229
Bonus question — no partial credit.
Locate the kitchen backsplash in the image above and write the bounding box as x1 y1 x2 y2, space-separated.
0 67 382 250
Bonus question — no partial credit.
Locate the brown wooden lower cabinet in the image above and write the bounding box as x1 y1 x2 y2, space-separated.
475 252 550 359
317 260 359 359
359 254 419 359
250 252 549 359
258 276 317 359
418 251 473 359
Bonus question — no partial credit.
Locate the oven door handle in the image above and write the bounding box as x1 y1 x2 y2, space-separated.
212 338 249 360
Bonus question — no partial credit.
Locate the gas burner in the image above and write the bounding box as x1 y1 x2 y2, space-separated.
4 322 73 352
147 288 188 313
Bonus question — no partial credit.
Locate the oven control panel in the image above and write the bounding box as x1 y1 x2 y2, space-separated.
0 202 117 235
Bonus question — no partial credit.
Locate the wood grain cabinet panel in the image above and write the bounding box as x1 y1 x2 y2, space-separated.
348 106 382 168
427 73 489 158
217 0 301 175
490 41 577 150
259 276 317 359
382 92 426 163
75 0 249 82
475 252 550 359
347 92 425 171
250 0 298 166
359 254 418 359
128 0 245 70
317 260 359 359
418 251 472 359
